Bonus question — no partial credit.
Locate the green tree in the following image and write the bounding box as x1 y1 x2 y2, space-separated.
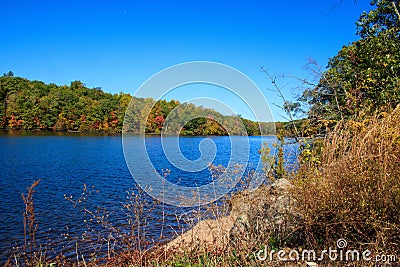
301 0 400 134
3 71 14 77
357 0 400 38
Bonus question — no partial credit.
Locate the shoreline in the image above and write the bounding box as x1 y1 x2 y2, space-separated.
0 129 279 137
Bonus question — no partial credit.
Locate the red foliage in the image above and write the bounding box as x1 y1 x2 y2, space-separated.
154 115 165 129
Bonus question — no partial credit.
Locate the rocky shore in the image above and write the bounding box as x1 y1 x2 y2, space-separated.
166 178 302 251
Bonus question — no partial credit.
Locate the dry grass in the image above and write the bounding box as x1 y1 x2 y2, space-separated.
292 105 400 254
22 179 41 257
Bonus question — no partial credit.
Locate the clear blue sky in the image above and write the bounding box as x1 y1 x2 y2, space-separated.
0 0 373 121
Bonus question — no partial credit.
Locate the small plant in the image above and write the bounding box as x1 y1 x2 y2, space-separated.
268 235 280 251
6 179 65 267
22 179 41 260
259 131 287 182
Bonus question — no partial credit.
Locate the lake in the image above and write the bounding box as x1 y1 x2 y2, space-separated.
0 132 298 260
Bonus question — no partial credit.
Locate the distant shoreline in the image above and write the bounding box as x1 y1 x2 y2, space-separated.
0 129 278 137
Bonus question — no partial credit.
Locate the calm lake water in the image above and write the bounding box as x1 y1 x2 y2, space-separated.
0 132 298 260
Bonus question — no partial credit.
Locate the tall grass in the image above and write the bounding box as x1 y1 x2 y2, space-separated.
292 105 400 253
5 180 60 267
22 179 41 259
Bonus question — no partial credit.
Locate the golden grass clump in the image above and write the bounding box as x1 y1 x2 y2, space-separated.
292 105 400 252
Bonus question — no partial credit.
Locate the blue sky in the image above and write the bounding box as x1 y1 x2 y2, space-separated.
0 0 373 121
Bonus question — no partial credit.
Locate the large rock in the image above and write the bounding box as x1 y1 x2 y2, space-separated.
165 215 236 251
229 178 303 248
165 178 303 251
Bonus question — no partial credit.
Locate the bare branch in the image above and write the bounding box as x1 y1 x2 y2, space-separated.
260 65 299 140
307 59 344 121
281 74 318 87
392 1 400 22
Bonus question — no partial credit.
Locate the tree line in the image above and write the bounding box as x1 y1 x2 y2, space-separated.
0 75 275 135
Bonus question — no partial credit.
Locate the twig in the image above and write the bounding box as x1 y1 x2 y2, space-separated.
392 1 400 22
307 58 344 121
13 254 19 267
81 255 88 267
75 242 80 266
282 74 317 87
260 65 300 141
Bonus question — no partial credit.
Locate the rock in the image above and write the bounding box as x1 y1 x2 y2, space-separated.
229 214 250 247
229 178 303 248
271 177 292 193
165 178 303 252
165 215 236 252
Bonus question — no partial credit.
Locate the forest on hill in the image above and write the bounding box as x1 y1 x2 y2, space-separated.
0 75 276 135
